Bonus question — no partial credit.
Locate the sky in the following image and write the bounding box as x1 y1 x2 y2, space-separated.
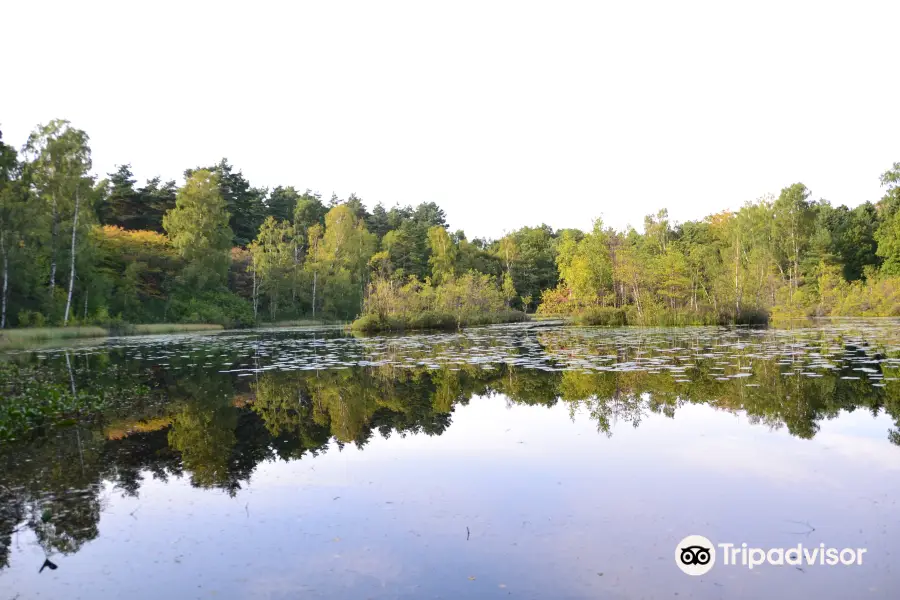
2 0 899 239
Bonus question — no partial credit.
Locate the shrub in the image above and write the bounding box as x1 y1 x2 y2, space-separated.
732 308 770 326
351 309 525 332
573 306 627 326
353 272 524 332
16 310 47 328
168 290 255 328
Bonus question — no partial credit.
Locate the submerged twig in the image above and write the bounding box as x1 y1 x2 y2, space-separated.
785 519 816 535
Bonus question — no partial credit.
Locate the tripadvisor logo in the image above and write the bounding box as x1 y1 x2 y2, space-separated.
676 535 716 576
675 535 867 576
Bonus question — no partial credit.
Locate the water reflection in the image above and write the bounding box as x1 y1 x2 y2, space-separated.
1 322 900 596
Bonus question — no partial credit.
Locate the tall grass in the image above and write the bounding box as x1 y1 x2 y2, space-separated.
266 319 336 328
557 305 768 327
0 323 225 349
352 309 525 332
0 326 108 348
571 307 627 326
129 323 223 335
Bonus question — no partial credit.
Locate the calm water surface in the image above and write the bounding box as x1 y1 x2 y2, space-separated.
2 321 900 599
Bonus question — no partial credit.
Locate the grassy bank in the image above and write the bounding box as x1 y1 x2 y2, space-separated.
122 323 224 335
0 326 108 348
265 319 336 328
0 323 225 349
351 310 526 332
554 306 770 327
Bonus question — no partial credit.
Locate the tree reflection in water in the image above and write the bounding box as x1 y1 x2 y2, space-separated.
1 323 899 568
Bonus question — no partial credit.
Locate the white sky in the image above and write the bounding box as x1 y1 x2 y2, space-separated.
2 0 899 239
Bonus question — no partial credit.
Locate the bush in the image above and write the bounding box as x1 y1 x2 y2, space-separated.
731 308 770 326
22 310 48 328
17 310 48 328
353 273 527 332
351 309 525 332
573 306 627 326
168 290 255 328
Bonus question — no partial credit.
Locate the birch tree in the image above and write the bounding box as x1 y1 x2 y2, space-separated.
22 120 92 299
306 224 324 319
427 225 457 285
0 129 25 328
249 217 297 320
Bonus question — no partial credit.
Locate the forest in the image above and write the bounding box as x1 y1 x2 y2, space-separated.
1 119 900 331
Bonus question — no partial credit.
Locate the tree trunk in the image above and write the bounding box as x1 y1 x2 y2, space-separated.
64 191 80 325
49 198 58 293
311 270 318 319
251 266 259 320
1 231 7 329
734 233 740 319
292 246 299 303
792 221 799 305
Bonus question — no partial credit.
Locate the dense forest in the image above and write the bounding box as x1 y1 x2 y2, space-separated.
1 119 899 330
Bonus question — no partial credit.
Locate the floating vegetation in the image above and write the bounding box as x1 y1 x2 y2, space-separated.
0 319 897 444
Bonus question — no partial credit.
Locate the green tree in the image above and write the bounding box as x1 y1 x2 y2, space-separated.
876 163 900 275
366 202 392 241
498 235 518 280
772 183 815 300
643 208 670 254
501 271 517 307
382 225 427 280
0 129 28 328
96 164 141 229
163 170 233 291
293 190 327 246
413 202 446 229
305 223 324 318
510 225 558 311
267 186 300 223
456 232 501 277
186 159 265 247
840 203 881 280
553 221 613 308
249 217 296 320
427 225 457 284
344 193 371 223
318 205 376 317
136 177 178 233
22 120 93 304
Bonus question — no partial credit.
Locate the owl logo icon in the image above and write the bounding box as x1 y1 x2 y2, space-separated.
675 535 716 575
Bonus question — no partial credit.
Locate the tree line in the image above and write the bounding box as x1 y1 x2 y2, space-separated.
2 119 899 329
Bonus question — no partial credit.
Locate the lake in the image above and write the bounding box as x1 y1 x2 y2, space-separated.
2 321 900 599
